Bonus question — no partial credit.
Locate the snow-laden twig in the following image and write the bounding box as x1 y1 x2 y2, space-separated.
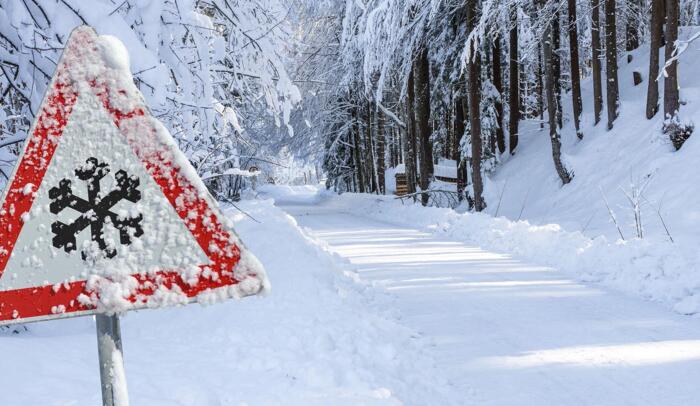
620 175 653 239
377 102 406 128
600 186 625 241
0 134 26 149
659 30 700 80
202 168 259 181
642 195 675 243
517 186 531 221
215 193 261 224
494 178 508 217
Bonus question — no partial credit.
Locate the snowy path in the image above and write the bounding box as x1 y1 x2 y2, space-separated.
281 199 700 406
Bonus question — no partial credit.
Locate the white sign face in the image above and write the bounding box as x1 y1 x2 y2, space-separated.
0 91 208 292
0 26 268 325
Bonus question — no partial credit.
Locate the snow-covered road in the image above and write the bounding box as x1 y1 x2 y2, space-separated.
282 198 700 406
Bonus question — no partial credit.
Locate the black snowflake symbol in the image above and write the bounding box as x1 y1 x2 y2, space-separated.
49 157 144 260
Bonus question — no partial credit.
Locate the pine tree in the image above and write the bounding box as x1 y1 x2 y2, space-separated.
605 0 620 129
351 105 365 192
591 0 604 125
414 46 433 206
365 100 378 193
493 35 506 154
454 95 468 201
663 0 680 119
567 0 584 139
376 106 386 194
552 6 563 129
646 0 664 119
542 0 573 185
467 0 485 211
508 4 520 154
406 71 418 194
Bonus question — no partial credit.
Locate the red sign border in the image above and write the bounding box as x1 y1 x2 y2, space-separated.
0 27 256 325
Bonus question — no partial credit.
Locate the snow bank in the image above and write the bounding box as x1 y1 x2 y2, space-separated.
309 189 700 315
486 30 700 287
0 198 452 405
258 183 325 205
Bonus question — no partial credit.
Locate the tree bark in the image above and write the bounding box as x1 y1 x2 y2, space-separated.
402 106 416 194
493 35 505 154
365 101 378 193
591 0 604 125
351 106 365 192
553 7 563 129
567 0 584 139
406 70 418 194
646 0 663 119
445 102 453 158
537 41 545 129
467 0 485 211
542 4 573 185
393 127 400 167
454 95 467 201
508 4 520 154
605 0 619 130
376 106 386 194
663 0 680 118
414 46 433 206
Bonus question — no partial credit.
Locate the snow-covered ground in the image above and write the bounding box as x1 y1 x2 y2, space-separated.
473 31 700 314
277 190 700 405
336 190 700 315
489 30 700 244
0 197 452 405
4 183 700 405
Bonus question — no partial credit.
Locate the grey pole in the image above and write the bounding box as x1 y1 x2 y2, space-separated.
96 314 129 406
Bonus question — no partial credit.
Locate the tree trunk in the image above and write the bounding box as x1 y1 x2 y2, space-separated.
553 7 563 129
660 0 667 46
591 0 604 125
508 4 520 154
365 102 378 193
493 35 506 154
664 0 680 118
543 5 574 185
402 107 416 195
402 120 415 193
351 106 365 192
376 106 386 194
454 95 467 201
625 0 641 53
646 0 663 119
397 128 403 165
393 127 400 167
388 125 396 168
537 41 545 130
568 0 584 139
467 0 485 211
406 71 418 194
605 0 619 129
414 46 433 206
445 102 452 158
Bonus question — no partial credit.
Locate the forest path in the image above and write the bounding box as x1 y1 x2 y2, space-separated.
279 197 700 406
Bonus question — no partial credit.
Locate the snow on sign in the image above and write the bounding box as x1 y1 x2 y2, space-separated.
0 27 269 326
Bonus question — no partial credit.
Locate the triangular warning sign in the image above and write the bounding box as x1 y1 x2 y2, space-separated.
0 27 268 325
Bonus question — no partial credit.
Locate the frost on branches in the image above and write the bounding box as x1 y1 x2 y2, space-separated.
0 0 300 198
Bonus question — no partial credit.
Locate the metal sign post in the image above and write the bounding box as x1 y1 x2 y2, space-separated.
96 314 128 406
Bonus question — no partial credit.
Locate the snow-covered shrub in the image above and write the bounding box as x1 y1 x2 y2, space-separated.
663 114 694 150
